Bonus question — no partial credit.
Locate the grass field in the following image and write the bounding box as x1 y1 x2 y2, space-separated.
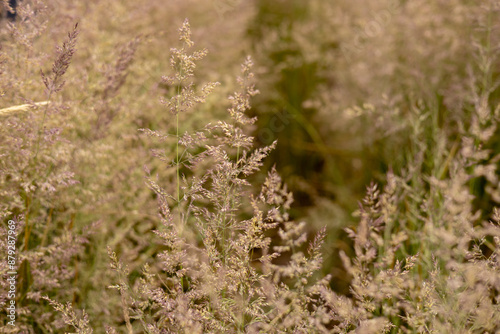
1 0 500 333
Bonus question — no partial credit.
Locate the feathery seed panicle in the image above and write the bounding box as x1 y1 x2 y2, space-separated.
102 36 141 100
93 36 142 137
160 19 218 116
41 23 79 95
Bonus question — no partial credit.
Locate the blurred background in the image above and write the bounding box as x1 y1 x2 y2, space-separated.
1 0 499 331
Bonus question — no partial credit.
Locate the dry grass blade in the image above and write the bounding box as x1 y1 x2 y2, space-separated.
0 101 50 117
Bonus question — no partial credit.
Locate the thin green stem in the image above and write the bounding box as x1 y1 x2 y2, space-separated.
33 92 53 164
176 112 180 204
25 91 53 253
